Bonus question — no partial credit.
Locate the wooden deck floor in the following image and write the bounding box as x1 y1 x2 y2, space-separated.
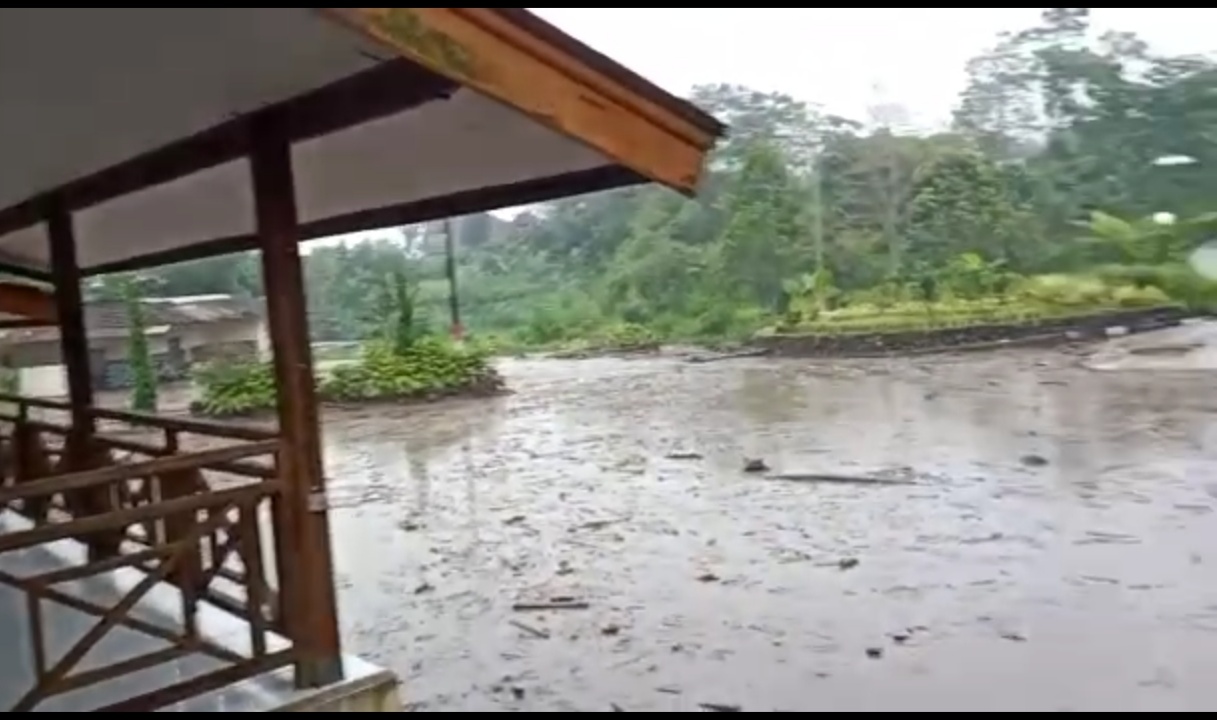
0 510 398 712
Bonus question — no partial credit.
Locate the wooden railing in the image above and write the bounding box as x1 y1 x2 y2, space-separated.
0 393 296 712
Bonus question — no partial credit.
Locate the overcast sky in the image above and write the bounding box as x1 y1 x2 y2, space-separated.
537 8 1217 127
324 8 1217 247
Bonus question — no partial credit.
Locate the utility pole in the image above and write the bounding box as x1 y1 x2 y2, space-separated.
443 217 463 341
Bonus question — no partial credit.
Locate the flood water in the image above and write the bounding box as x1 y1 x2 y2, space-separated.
317 344 1217 712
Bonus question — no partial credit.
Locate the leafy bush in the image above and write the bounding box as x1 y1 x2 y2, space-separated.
191 360 276 417
191 337 502 417
463 333 518 357
1107 262 1217 311
320 338 501 402
1111 284 1172 307
590 322 656 349
769 273 1178 336
1016 274 1113 307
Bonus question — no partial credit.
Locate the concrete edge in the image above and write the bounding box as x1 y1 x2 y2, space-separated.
266 667 401 712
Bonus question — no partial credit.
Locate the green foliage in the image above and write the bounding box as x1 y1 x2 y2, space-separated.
320 338 499 402
90 9 1217 351
379 267 422 355
1096 262 1217 311
591 322 656 349
123 280 157 413
549 322 658 357
774 282 1174 336
191 360 276 417
938 253 1010 300
191 338 500 416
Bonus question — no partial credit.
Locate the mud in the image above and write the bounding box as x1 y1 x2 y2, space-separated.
308 334 1217 712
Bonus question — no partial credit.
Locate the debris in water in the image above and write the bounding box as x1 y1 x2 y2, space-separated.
743 458 769 473
1020 454 1049 467
837 557 860 570
699 702 743 712
666 451 704 460
696 572 721 583
572 516 629 532
504 514 527 525
686 347 770 364
865 647 884 659
1001 631 1027 642
768 472 914 486
511 600 590 612
601 623 622 636
509 619 551 639
413 582 434 594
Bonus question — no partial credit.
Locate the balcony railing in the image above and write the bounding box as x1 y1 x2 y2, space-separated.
0 393 294 711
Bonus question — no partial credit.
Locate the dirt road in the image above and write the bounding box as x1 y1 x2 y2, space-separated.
317 343 1217 711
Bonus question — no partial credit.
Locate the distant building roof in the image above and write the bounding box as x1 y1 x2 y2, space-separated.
144 294 235 304
141 295 263 326
0 295 261 345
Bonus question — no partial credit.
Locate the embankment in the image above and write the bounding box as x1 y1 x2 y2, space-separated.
753 306 1190 358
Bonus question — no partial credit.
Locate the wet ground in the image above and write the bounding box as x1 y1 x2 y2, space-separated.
312 335 1217 712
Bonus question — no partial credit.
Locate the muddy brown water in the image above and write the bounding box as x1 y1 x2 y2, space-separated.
293 347 1217 712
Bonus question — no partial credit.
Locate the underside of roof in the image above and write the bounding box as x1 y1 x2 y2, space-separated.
0 8 724 280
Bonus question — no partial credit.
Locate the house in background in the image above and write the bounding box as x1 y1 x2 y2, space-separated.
0 294 267 395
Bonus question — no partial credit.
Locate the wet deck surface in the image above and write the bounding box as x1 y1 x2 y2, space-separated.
315 336 1217 712
0 513 390 712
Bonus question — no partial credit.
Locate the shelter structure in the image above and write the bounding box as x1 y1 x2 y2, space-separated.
0 7 723 712
1 294 266 394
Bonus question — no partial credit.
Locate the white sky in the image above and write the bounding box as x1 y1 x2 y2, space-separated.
319 8 1217 249
538 8 1217 128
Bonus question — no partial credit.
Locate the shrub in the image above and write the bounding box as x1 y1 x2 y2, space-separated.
764 273 1179 337
191 360 276 417
1111 284 1171 307
320 338 502 402
589 322 656 350
1139 263 1217 311
191 337 503 417
1016 274 1111 307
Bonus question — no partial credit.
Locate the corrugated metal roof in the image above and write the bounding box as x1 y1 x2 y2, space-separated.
0 295 260 345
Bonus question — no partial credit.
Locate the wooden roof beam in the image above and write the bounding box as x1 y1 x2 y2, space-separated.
325 8 723 196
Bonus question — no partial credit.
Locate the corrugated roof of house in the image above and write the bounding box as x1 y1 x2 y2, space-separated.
0 295 261 345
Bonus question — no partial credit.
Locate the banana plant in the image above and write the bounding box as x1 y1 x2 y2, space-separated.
1073 209 1217 265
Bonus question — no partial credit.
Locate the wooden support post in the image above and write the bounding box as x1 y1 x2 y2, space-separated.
45 198 94 452
249 116 344 687
47 197 117 563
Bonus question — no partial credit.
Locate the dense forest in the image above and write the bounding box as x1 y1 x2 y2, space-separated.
107 9 1217 349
